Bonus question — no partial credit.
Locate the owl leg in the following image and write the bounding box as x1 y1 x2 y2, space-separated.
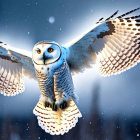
52 103 58 111
39 95 58 111
59 100 68 110
45 102 58 111
44 102 50 107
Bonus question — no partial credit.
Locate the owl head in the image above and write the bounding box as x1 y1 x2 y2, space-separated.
32 41 67 72
32 41 62 65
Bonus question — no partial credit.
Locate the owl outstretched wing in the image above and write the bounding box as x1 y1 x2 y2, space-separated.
0 42 36 96
66 8 140 76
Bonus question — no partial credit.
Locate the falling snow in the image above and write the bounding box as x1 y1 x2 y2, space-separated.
35 2 38 6
48 16 55 24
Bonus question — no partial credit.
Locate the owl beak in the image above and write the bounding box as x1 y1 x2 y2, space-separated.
43 53 48 64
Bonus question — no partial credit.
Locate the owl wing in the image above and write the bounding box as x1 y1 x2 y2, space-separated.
66 8 140 76
0 42 36 96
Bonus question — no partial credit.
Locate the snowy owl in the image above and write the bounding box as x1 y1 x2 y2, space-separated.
0 8 140 135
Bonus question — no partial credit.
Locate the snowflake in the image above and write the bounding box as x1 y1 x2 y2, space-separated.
48 16 55 24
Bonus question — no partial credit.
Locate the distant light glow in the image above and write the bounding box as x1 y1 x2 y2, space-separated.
48 16 55 24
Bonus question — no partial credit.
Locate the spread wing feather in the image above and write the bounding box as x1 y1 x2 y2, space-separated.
67 8 140 76
0 42 36 96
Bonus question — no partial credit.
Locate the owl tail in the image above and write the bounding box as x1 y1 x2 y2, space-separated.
33 99 82 135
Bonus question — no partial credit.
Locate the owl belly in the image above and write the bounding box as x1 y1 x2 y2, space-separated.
35 69 55 103
53 61 74 104
35 61 75 105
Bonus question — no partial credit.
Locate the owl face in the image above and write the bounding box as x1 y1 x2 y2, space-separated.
32 42 61 65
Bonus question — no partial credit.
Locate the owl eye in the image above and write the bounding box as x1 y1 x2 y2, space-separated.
48 48 54 53
37 49 41 54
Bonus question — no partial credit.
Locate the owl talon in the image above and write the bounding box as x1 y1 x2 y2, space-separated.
44 102 52 108
60 101 67 110
45 102 50 107
45 102 58 111
52 103 58 111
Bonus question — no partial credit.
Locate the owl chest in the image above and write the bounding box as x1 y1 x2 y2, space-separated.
53 62 74 102
35 69 53 98
35 62 73 102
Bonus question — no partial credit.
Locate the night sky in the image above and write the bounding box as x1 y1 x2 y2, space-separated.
0 0 140 119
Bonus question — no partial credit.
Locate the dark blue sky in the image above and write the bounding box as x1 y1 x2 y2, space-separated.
0 0 140 118
0 0 139 46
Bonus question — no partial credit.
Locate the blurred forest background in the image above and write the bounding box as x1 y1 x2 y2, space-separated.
0 0 140 140
1 85 140 140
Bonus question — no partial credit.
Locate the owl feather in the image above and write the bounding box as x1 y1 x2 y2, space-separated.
33 99 82 135
67 7 140 76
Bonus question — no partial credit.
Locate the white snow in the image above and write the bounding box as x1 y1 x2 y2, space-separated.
48 16 55 24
